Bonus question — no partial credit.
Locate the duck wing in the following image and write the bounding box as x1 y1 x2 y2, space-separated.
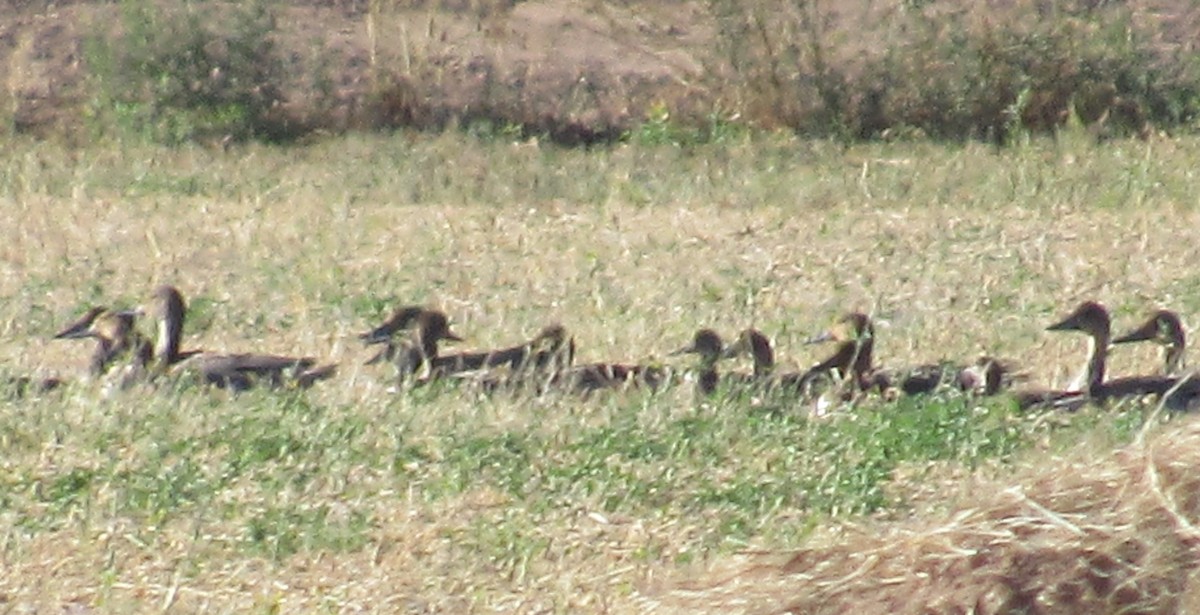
431 344 531 376
1014 388 1089 412
186 353 316 391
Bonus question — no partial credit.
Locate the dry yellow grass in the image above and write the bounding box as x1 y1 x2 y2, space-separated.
2 131 1200 612
642 416 1200 614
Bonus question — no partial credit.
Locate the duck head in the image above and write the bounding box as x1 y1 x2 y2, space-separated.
721 328 775 376
1112 309 1186 375
531 324 569 351
362 307 457 367
53 307 106 340
1113 309 1184 346
957 355 1020 396
530 323 574 370
1046 300 1111 339
672 329 724 365
90 309 142 345
806 312 876 388
360 305 425 345
55 307 139 344
414 310 462 346
55 308 149 376
1046 300 1111 393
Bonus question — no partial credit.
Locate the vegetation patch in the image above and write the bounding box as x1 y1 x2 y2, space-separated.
1 132 1200 610
82 0 292 144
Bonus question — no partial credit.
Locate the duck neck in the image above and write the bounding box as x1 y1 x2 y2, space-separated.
395 343 425 381
750 335 775 378
1164 344 1185 376
417 332 441 366
812 338 874 390
698 367 718 396
90 338 116 376
156 310 183 367
851 338 875 390
1081 330 1109 394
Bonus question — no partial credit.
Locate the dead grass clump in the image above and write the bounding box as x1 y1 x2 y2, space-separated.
643 419 1200 614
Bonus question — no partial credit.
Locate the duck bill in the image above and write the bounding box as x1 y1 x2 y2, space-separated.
1112 320 1156 344
443 329 464 343
804 330 835 345
53 321 92 339
358 327 393 346
719 339 748 359
1045 314 1082 332
54 311 100 339
668 344 697 357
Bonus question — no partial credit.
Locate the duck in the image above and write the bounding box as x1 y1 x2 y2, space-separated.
1112 309 1186 376
803 312 887 394
555 360 669 393
363 308 463 384
359 305 425 346
805 312 1015 399
671 328 731 395
53 306 153 377
526 324 576 376
142 285 337 391
720 328 825 395
359 304 426 367
545 334 668 394
1005 302 1107 410
1016 300 1200 410
458 324 578 394
430 323 571 378
957 355 1024 396
1046 301 1111 394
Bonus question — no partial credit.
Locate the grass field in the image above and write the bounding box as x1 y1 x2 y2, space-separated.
2 129 1200 612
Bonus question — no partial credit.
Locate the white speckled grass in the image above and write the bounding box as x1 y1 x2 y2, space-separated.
2 131 1200 612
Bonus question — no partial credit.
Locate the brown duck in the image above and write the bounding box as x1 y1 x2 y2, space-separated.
430 323 573 378
359 305 425 346
1010 302 1106 410
458 324 580 393
806 312 1014 398
672 328 733 395
143 285 337 390
803 312 889 394
363 308 463 384
720 328 826 395
1015 301 1200 410
545 333 668 394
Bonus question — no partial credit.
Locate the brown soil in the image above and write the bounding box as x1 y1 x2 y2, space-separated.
1 0 716 143
4 1 1199 143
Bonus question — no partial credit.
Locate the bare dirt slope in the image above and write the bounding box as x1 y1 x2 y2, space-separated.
2 0 714 140
5 1 1200 142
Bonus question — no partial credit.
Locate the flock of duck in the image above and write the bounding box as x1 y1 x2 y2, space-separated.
7 285 1199 413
